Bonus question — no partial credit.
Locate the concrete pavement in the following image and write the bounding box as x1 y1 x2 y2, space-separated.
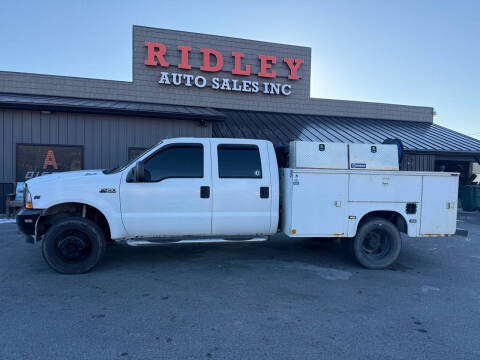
1 212 479 359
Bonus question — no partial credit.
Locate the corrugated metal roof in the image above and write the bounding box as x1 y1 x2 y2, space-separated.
0 93 226 121
213 109 480 154
1 92 478 155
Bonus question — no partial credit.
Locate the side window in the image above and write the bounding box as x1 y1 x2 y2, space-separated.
218 144 262 178
144 144 203 182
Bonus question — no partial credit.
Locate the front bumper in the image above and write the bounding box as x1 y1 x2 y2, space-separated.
16 208 42 237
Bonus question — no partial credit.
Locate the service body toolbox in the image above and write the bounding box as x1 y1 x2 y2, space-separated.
289 141 348 169
281 168 458 238
349 143 399 170
289 141 399 170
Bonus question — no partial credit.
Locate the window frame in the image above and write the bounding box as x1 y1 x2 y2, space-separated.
217 144 263 179
142 143 204 183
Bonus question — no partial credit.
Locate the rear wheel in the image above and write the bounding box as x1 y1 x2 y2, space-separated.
42 217 106 274
345 217 401 269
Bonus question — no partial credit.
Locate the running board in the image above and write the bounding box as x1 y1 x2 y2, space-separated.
125 237 268 247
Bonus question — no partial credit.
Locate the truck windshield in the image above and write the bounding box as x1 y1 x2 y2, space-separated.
103 141 162 174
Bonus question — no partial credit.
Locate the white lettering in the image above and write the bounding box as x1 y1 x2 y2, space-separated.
154 71 292 96
172 73 182 85
159 72 171 85
183 74 194 86
242 80 251 92
231 79 242 91
263 82 269 94
220 78 231 91
270 83 281 95
194 76 207 88
281 84 292 96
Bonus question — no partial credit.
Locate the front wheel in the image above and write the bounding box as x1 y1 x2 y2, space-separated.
42 217 106 274
344 218 402 269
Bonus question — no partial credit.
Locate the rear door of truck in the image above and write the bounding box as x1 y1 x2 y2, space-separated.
210 139 272 235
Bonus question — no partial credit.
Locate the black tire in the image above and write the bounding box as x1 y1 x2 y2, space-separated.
351 217 401 269
42 217 106 274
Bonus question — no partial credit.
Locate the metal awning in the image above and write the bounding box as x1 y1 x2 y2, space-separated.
213 109 480 156
0 93 226 121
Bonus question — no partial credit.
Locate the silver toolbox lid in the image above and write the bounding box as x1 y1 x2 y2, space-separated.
289 141 348 169
349 143 399 170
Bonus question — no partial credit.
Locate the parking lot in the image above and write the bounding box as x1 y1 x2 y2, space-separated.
1 212 479 360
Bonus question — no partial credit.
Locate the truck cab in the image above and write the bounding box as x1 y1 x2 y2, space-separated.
17 138 280 273
118 138 279 238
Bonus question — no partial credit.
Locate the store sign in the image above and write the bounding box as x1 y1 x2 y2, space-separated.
144 42 304 96
16 144 83 181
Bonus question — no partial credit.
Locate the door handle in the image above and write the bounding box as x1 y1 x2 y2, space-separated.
260 187 269 199
200 186 210 199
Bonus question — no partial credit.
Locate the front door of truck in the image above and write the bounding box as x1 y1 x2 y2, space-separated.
210 140 272 235
120 140 212 237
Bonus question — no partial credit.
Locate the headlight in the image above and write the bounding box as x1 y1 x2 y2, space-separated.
24 184 33 209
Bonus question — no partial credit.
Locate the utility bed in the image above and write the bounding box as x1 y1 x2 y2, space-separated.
281 168 459 238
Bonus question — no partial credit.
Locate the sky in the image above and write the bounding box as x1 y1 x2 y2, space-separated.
0 0 478 139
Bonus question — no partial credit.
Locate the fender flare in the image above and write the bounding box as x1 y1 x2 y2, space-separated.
352 210 408 237
36 200 114 238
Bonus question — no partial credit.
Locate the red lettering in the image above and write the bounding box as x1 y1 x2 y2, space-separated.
43 150 58 170
258 55 276 78
231 52 251 76
283 58 304 80
143 42 302 82
200 48 223 72
144 41 169 67
178 45 192 70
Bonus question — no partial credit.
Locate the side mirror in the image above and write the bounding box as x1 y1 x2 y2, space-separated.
135 161 145 182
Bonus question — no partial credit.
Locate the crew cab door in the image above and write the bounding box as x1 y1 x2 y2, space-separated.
210 139 272 235
120 140 212 237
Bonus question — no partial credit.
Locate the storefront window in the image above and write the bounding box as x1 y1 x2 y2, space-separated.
16 144 83 181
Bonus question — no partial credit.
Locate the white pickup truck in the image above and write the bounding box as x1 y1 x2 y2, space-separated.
16 137 459 274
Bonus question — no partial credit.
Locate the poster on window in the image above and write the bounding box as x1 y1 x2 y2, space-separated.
16 144 83 181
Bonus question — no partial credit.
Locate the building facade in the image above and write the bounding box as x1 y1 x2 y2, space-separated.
1 26 479 213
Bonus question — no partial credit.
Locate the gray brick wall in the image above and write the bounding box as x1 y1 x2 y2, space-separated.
0 26 433 123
